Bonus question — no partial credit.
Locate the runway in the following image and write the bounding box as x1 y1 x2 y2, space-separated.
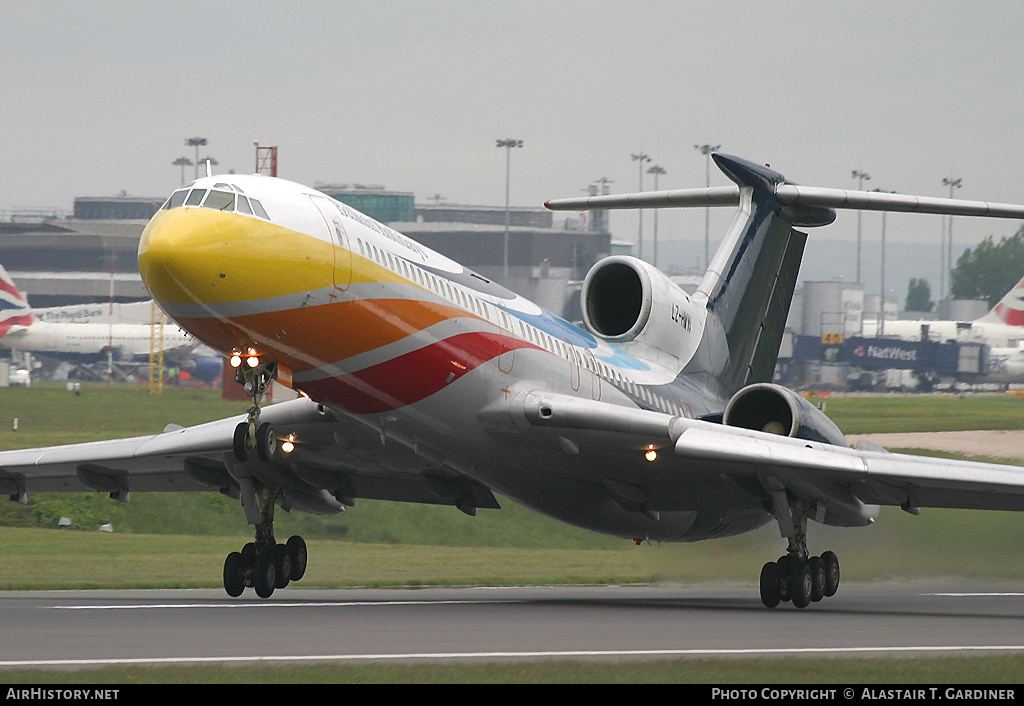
2 582 1024 668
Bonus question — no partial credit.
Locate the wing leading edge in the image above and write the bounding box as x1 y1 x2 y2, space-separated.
0 397 499 512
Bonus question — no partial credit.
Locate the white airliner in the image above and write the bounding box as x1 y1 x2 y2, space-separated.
983 346 1024 383
862 276 1024 348
0 265 195 361
3 154 1024 609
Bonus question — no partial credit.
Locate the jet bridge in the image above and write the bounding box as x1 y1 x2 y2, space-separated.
792 334 988 376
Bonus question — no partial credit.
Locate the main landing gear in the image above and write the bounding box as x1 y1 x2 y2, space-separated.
759 550 840 609
759 493 841 609
223 531 308 598
221 479 309 598
222 352 307 598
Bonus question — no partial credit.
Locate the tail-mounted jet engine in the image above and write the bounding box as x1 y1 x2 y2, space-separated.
723 382 847 447
581 256 702 361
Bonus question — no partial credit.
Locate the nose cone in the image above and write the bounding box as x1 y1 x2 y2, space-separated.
138 208 233 307
139 206 338 314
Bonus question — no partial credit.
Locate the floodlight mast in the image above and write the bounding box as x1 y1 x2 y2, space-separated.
186 137 207 179
496 139 523 279
631 151 651 260
694 144 721 269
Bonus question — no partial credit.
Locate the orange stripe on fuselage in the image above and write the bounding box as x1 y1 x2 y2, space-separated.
174 297 480 375
142 207 511 377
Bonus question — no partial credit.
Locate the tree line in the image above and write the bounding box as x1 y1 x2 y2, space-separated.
904 223 1024 312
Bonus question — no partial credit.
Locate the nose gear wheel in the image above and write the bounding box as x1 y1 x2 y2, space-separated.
231 359 278 463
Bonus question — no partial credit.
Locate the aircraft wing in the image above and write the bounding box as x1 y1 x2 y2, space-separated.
0 396 499 513
510 390 1024 518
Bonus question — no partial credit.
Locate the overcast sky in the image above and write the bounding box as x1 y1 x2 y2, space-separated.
3 1 1023 296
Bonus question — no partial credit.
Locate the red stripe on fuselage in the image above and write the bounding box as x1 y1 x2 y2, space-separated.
299 331 540 414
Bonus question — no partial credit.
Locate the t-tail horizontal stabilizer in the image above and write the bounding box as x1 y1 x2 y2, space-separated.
546 153 1024 395
545 153 1024 221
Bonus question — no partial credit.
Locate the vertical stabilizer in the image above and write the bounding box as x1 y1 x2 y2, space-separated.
0 265 36 337
976 275 1024 326
694 155 826 394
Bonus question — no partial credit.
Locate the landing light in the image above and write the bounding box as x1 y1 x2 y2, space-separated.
644 446 658 462
280 435 296 454
230 355 242 368
247 356 260 368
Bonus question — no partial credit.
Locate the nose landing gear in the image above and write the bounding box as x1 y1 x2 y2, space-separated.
230 353 278 463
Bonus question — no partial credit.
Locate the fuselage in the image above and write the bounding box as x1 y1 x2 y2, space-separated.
1 320 194 360
982 346 1024 383
138 174 770 541
862 318 1024 348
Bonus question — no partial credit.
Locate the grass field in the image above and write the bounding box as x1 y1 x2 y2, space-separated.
2 384 1024 682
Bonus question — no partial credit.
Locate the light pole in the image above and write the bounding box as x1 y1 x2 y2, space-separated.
173 157 193 185
186 137 207 179
694 144 721 269
872 188 895 335
647 164 666 267
496 139 523 279
851 170 871 283
943 177 962 300
631 152 651 261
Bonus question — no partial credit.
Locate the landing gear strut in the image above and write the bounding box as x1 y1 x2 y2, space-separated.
222 480 308 598
230 355 278 463
759 493 840 609
223 353 307 598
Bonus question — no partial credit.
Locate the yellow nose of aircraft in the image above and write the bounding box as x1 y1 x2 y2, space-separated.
139 206 261 309
140 205 331 310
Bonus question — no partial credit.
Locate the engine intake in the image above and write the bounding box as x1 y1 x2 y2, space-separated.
581 256 703 362
584 260 646 338
723 383 847 447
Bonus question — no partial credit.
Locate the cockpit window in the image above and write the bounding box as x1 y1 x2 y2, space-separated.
250 198 270 220
161 184 268 220
163 189 188 210
203 190 235 211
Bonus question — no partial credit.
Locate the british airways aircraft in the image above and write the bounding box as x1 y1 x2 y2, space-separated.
862 274 1024 348
0 265 195 362
3 154 1024 609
